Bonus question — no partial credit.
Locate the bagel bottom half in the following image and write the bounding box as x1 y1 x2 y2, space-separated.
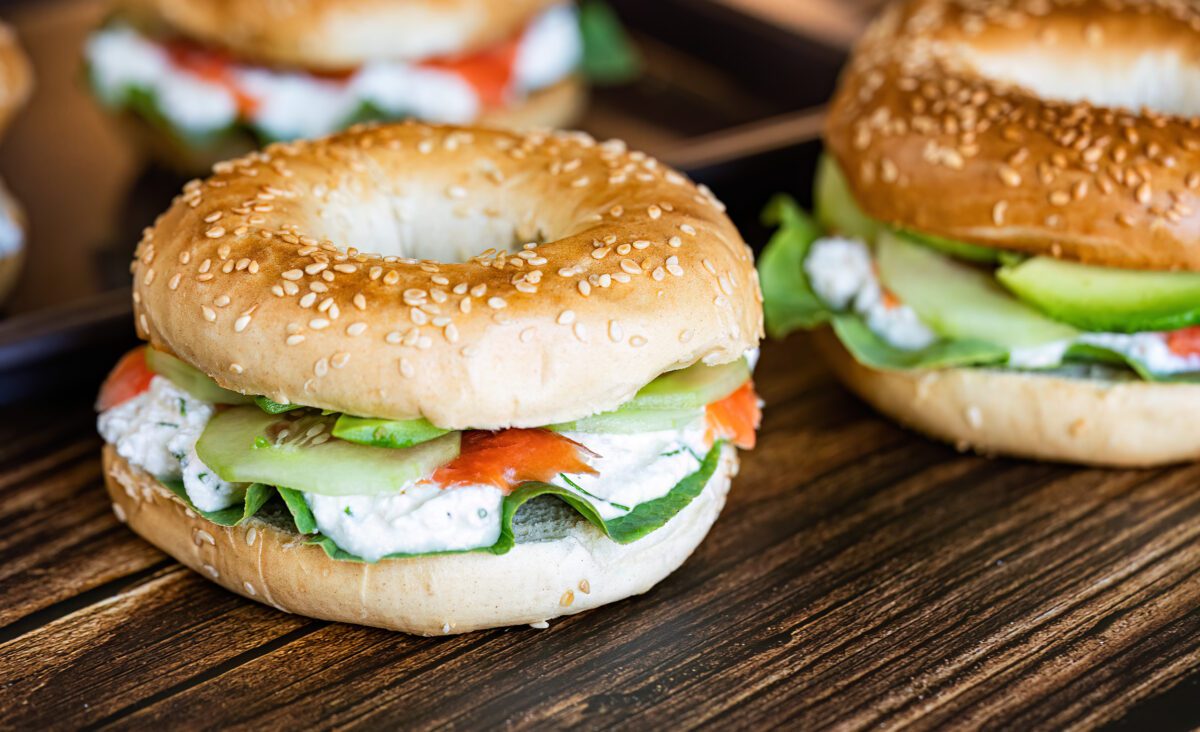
814 329 1200 468
121 76 587 174
103 440 735 635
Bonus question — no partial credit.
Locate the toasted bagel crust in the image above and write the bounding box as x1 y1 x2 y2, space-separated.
132 123 762 428
816 329 1200 467
103 444 736 634
826 0 1200 271
115 0 559 69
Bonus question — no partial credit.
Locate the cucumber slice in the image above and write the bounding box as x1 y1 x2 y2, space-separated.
626 358 751 411
145 349 253 405
997 257 1200 333
332 415 451 448
196 407 460 496
814 153 879 243
548 407 704 434
877 231 1077 348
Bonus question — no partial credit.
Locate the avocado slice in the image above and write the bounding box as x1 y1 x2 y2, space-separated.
877 231 1078 348
997 257 1200 333
332 415 451 448
196 407 460 496
145 348 254 405
814 153 880 243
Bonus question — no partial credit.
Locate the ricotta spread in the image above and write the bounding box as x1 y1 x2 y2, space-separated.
97 376 245 512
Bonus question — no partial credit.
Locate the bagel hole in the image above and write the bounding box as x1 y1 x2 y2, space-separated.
310 190 556 263
961 48 1200 117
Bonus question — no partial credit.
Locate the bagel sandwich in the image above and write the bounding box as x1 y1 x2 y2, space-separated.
84 1 636 171
760 0 1200 467
96 123 764 634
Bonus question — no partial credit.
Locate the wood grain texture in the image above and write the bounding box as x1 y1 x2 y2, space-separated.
1 336 1198 729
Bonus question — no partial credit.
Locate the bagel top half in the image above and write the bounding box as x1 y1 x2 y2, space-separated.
826 0 1200 272
117 0 562 69
132 123 763 429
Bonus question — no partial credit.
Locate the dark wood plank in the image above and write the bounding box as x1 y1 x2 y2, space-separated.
0 402 164 630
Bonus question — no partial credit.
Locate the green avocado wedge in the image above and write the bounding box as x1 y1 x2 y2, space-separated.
877 231 1078 348
331 415 451 449
196 407 460 497
814 153 880 243
276 442 724 562
997 256 1200 333
144 349 254 405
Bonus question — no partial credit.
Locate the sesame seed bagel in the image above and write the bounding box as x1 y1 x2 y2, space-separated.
826 0 1200 271
103 443 737 635
815 328 1200 467
0 20 31 138
117 0 561 69
133 123 762 428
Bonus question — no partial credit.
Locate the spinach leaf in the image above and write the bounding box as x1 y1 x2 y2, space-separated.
758 194 834 338
161 480 273 527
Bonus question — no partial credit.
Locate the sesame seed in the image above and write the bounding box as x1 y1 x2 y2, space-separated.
620 259 641 275
347 322 367 336
331 352 350 369
630 335 647 347
205 226 226 238
680 224 696 236
202 306 217 322
234 315 251 332
608 320 623 342
573 322 588 342
578 280 592 297
299 292 317 308
399 358 415 378
557 310 575 325
314 358 329 377
286 334 305 345
282 269 303 281
669 236 682 248
487 296 507 309
309 318 330 330
229 363 244 374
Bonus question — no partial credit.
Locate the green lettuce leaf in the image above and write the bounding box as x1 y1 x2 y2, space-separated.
758 194 834 338
579 0 641 85
161 480 273 527
275 443 724 562
831 315 1008 370
1063 344 1200 383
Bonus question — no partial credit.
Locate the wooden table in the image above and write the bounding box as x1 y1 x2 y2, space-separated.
2 0 1200 728
4 333 1200 728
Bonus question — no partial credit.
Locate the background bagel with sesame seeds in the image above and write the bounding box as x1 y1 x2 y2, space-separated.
825 0 1200 271
117 0 565 69
96 122 764 632
759 0 1200 466
85 0 609 172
